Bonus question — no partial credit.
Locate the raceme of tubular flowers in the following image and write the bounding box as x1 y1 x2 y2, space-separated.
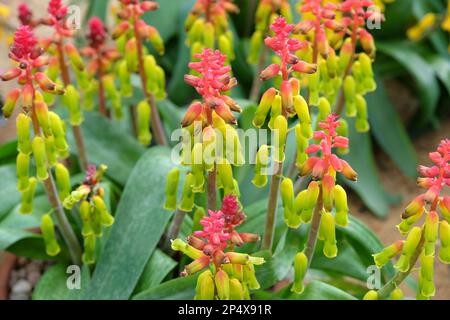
80 17 121 118
112 0 167 146
185 0 238 60
62 164 114 265
171 195 264 300
369 139 450 300
2 26 69 212
288 114 357 293
164 49 243 215
248 0 293 64
252 16 317 185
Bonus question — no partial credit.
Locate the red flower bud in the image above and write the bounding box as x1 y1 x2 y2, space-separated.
260 63 280 81
340 159 358 181
292 61 317 74
0 68 22 81
112 21 130 40
140 1 159 11
181 102 203 127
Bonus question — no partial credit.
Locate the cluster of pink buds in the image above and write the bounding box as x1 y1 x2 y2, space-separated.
370 139 450 300
185 0 238 59
18 3 38 28
171 195 264 300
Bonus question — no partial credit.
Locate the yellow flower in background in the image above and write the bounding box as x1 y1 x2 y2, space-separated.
373 0 395 12
407 13 437 41
0 4 11 40
442 1 450 32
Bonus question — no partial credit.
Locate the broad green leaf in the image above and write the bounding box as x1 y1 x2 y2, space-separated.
0 140 17 165
33 264 90 300
134 249 177 294
82 147 174 300
377 41 440 126
133 275 197 300
0 164 21 220
367 76 418 177
143 0 184 42
84 0 109 22
0 228 39 252
342 120 397 218
67 112 145 186
428 55 450 96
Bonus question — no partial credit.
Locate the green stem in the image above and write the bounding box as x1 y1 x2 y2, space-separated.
250 45 268 102
261 161 284 252
164 209 187 252
304 189 323 268
207 166 217 211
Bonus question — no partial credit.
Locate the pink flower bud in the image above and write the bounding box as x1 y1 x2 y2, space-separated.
214 102 237 125
294 21 314 34
0 68 22 81
280 80 293 111
359 29 375 58
183 255 210 275
260 63 280 81
340 159 357 181
181 102 203 127
2 88 21 118
34 72 57 93
300 156 319 176
21 84 34 109
112 21 129 40
140 1 159 11
292 61 317 74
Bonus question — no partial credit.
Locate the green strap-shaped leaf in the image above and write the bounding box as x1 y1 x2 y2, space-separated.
82 147 174 300
133 275 198 300
367 76 418 177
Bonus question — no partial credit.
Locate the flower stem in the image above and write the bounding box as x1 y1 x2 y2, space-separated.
96 59 109 118
377 230 425 299
133 20 168 146
261 161 284 252
249 45 268 102
30 98 82 265
164 209 187 252
207 165 217 211
304 190 323 267
56 41 89 171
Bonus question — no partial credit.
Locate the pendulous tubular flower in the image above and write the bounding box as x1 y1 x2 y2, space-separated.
185 0 238 59
171 195 263 300
371 139 450 300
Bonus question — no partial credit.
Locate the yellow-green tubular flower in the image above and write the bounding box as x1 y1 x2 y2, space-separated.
125 38 138 72
419 253 435 297
137 100 152 145
273 115 287 163
293 95 312 139
281 177 297 228
215 269 230 300
179 173 195 212
16 152 30 192
317 97 331 123
20 177 37 214
268 95 282 130
217 159 235 195
343 75 356 117
307 72 320 106
118 60 132 97
45 135 58 167
229 278 244 300
82 235 96 265
155 66 166 100
80 200 93 237
355 95 370 133
143 55 157 93
321 211 337 258
253 88 276 128
225 125 244 166
243 263 260 290
334 185 349 227
191 143 205 192
195 270 215 300
41 213 61 256
55 163 71 201
294 189 308 220
49 111 69 154
164 168 180 211
248 30 263 64
252 144 270 188
336 119 349 155
84 80 98 111
187 19 205 46
397 209 424 236
295 124 308 167
203 22 215 49
35 100 51 137
219 34 234 61
373 240 404 268
62 85 82 126
16 113 32 155
359 53 376 92
424 211 439 256
171 238 203 260
32 136 48 181
291 252 308 294
93 195 114 227
395 226 422 272
390 288 404 300
2 89 20 119
439 221 450 264
363 290 379 300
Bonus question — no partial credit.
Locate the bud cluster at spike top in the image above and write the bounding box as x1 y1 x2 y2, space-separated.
372 139 450 300
248 0 293 64
185 0 238 60
164 49 243 214
62 164 114 265
171 195 264 300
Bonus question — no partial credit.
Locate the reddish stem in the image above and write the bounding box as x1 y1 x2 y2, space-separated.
96 57 109 118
